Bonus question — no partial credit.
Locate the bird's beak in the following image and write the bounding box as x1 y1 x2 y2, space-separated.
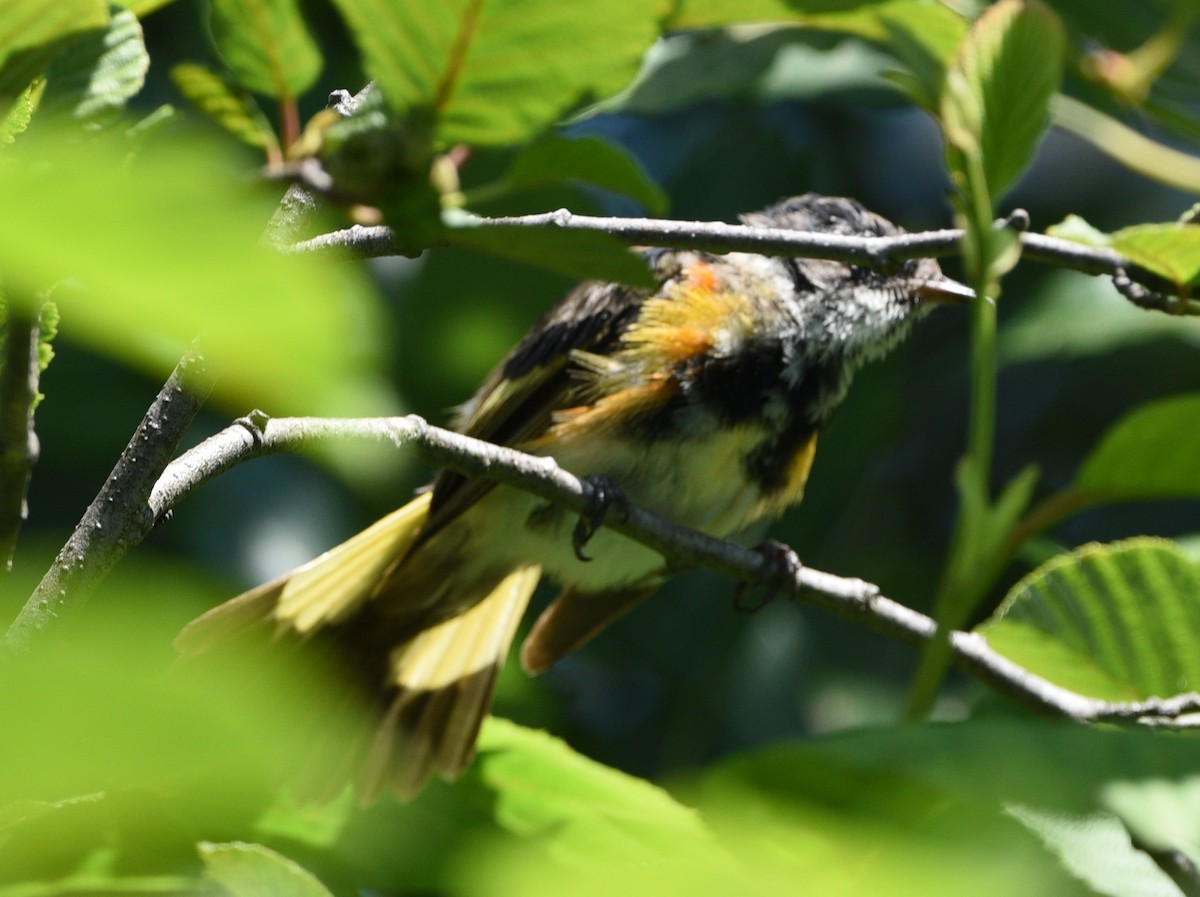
917 275 975 305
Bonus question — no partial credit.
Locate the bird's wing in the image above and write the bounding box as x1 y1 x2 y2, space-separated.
416 275 658 544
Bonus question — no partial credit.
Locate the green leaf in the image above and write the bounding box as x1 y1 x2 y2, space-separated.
326 0 666 147
1045 213 1111 248
1009 805 1184 897
199 842 336 897
945 458 1038 599
1110 223 1200 288
40 7 148 120
0 0 108 71
942 0 1065 202
618 3 966 115
123 0 180 15
1104 778 1200 871
1 78 39 144
0 125 390 416
468 719 1200 897
443 214 655 287
979 538 1200 700
502 134 667 214
171 62 279 153
0 0 109 98
473 718 714 865
207 0 322 99
877 2 968 110
1077 394 1200 499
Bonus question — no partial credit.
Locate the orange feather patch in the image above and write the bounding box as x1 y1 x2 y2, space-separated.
535 376 677 443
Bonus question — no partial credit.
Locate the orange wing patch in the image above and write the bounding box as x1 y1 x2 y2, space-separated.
535 261 757 446
532 376 678 445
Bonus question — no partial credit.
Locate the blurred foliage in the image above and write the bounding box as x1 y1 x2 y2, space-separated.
3 0 1200 895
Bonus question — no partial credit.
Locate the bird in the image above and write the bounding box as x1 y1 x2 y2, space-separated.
176 193 972 802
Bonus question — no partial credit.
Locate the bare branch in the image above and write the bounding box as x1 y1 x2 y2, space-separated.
1 348 216 654
150 412 1200 730
285 209 1193 313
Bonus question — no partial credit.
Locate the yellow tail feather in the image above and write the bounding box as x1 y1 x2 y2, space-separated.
176 490 542 802
364 565 541 801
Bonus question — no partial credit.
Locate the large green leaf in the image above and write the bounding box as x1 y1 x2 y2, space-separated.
1044 212 1200 292
1104 778 1200 874
979 538 1200 700
472 718 714 866
459 719 1200 897
1110 223 1200 288
207 0 322 99
0 0 109 98
619 2 965 115
325 0 667 147
0 125 390 416
40 7 148 119
1077 394 1200 499
1010 805 1184 897
941 0 1064 202
0 0 108 71
199 842 336 897
501 134 667 215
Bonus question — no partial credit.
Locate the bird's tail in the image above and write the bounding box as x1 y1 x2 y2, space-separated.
175 491 541 802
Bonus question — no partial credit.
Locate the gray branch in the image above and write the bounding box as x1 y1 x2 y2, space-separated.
286 210 1192 314
148 412 1200 730
0 347 216 654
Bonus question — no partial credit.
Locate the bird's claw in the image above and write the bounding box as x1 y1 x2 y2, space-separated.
734 539 804 613
572 475 626 562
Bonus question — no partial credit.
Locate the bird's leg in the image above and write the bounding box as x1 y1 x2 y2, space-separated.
572 474 629 562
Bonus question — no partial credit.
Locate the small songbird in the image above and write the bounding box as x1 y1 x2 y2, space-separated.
177 194 971 801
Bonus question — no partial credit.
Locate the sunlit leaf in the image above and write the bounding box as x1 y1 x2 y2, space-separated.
1045 213 1111 247
463 720 1200 897
0 125 390 415
40 7 148 119
878 2 967 109
473 718 714 866
1010 805 1183 897
207 0 322 99
1104 778 1200 872
123 0 181 15
942 0 1064 202
199 841 336 897
1 78 39 143
979 538 1200 700
0 0 109 98
1077 394 1200 499
0 0 108 71
171 62 280 154
326 0 667 147
1110 223 1200 288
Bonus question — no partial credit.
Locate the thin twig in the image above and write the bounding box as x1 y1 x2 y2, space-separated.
0 307 40 569
0 347 216 654
285 210 1190 312
149 412 1200 730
